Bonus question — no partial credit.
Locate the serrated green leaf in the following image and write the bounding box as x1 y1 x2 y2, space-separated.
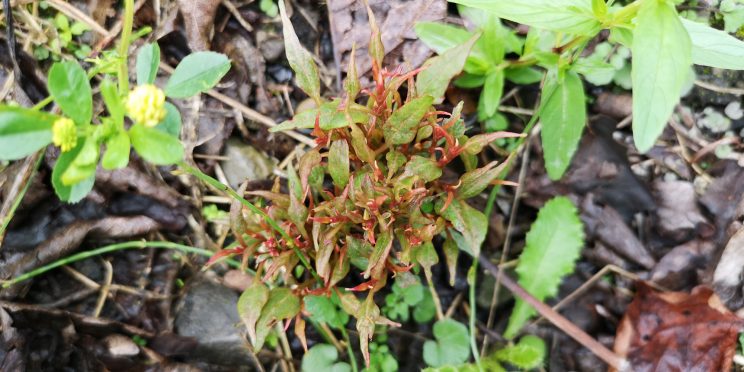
238 281 270 345
681 18 744 70
278 0 320 101
102 131 130 170
328 139 350 189
301 344 351 372
449 0 601 36
494 335 546 369
48 61 92 125
136 43 160 85
417 32 481 102
52 141 95 203
438 199 487 257
504 196 584 339
481 68 505 118
164 52 231 98
631 0 691 153
540 70 586 180
383 96 434 145
423 319 470 367
254 287 300 350
0 106 56 160
129 123 184 165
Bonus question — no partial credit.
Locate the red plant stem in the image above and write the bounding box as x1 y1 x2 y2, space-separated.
477 256 629 371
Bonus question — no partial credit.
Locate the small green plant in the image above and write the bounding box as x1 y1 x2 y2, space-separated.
418 0 744 181
302 344 352 372
382 274 436 323
423 335 546 371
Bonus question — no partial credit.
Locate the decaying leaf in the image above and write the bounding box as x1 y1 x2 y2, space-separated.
613 282 744 372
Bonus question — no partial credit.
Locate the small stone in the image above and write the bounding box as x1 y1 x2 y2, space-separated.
220 138 278 189
725 101 744 120
256 30 285 62
104 334 140 357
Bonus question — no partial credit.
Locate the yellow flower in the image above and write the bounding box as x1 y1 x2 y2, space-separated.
126 84 166 127
52 117 77 152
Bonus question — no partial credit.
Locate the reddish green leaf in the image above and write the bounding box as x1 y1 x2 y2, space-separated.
279 0 320 101
238 281 270 346
254 287 301 349
329 139 350 189
383 96 434 145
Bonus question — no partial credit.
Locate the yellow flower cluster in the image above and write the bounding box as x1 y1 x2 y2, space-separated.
126 84 166 127
52 117 77 152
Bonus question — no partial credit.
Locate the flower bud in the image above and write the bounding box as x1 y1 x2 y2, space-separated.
126 84 166 127
52 117 77 152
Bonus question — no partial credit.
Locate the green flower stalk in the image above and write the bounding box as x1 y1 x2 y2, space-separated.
126 84 166 127
52 117 77 152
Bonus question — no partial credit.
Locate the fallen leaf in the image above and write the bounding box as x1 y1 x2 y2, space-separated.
178 0 221 51
613 282 743 372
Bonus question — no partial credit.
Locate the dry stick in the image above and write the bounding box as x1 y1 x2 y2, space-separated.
477 256 629 371
93 260 114 317
158 63 316 147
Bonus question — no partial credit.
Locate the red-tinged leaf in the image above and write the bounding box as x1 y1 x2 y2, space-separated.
349 122 376 165
437 199 487 257
254 287 301 350
461 131 525 155
299 149 321 194
357 296 380 368
612 282 744 372
456 159 510 199
363 230 394 279
383 96 434 145
329 139 350 190
205 247 244 267
401 155 442 183
295 315 308 352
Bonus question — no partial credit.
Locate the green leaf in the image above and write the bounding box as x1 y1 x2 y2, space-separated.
271 100 368 132
417 33 481 102
129 123 184 165
494 335 546 369
304 294 349 329
102 131 130 170
364 230 394 279
540 71 586 180
238 281 270 346
681 18 744 70
100 79 124 126
136 43 160 85
413 290 436 323
385 150 406 178
254 287 301 350
278 0 320 101
48 61 92 125
504 196 584 339
328 139 350 189
164 52 231 98
504 67 544 84
481 69 505 117
442 236 459 287
301 344 351 372
156 102 182 137
454 73 486 88
456 160 507 199
62 135 100 185
449 0 601 36
574 57 616 85
438 199 487 257
413 241 438 282
0 106 55 160
52 141 95 203
402 155 442 183
423 319 470 367
383 96 434 145
347 236 372 270
631 0 692 153
414 22 489 73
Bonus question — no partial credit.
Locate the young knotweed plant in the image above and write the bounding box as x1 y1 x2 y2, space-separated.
231 1 523 367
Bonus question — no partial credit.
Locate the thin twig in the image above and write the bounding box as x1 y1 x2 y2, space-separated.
694 79 744 96
93 260 114 317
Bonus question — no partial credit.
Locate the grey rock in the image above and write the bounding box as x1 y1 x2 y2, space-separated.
174 277 252 366
220 138 278 189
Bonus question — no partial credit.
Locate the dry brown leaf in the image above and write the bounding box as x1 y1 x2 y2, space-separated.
177 0 221 51
613 282 743 372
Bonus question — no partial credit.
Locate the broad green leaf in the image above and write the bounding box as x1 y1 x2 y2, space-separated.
494 335 546 369
454 73 486 88
156 102 182 137
504 67 544 84
364 230 393 279
504 196 584 339
574 57 616 86
423 319 470 367
254 287 301 350
304 294 349 329
414 22 489 74
481 68 505 117
456 160 508 199
102 131 130 170
328 139 350 190
48 61 92 125
99 78 124 126
682 18 744 70
52 141 95 203
383 96 434 145
416 33 481 101
413 241 438 281
0 106 55 160
385 150 406 178
347 236 372 270
401 155 442 183
271 100 368 132
540 71 586 180
237 281 270 345
62 135 100 185
136 43 160 85
278 0 320 101
301 344 351 372
129 123 184 165
438 199 487 257
449 0 601 36
413 290 436 323
631 0 692 153
164 52 231 98
461 131 524 155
